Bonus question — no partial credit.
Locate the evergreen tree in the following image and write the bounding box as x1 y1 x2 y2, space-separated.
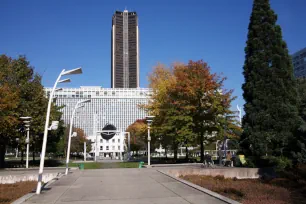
241 0 302 160
293 79 306 163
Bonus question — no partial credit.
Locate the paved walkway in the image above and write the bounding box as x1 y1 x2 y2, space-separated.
0 168 65 176
24 168 225 204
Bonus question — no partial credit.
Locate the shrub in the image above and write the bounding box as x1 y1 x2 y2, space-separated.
265 156 292 172
244 158 256 168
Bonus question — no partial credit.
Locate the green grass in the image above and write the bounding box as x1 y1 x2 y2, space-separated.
68 162 101 169
67 162 141 169
117 162 140 168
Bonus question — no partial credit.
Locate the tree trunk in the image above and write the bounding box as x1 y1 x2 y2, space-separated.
173 142 178 162
21 150 24 163
173 148 178 162
33 151 35 162
0 144 6 168
185 146 189 160
165 148 168 159
200 132 204 162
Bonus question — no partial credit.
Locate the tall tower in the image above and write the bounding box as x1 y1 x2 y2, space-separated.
111 10 139 88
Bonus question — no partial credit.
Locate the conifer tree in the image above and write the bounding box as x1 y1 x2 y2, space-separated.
241 0 302 160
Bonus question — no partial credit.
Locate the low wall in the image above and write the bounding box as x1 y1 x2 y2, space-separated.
0 172 60 184
161 167 274 179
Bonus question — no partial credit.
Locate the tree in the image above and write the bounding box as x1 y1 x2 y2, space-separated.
126 119 147 155
0 55 65 167
0 56 19 167
146 61 236 162
172 60 236 162
241 0 302 161
0 55 40 167
293 79 306 163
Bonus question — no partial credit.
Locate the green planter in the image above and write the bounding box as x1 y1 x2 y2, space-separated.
78 163 84 170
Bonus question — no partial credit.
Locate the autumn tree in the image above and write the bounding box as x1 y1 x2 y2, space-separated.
70 127 91 154
126 119 148 155
145 63 195 161
172 60 236 162
146 61 236 162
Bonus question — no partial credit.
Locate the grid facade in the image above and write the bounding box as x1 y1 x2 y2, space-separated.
44 86 151 137
111 10 139 88
292 47 306 78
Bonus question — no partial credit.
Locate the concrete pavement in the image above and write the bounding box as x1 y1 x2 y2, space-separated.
0 168 66 176
23 168 226 204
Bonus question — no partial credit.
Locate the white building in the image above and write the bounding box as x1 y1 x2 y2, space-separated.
45 86 151 159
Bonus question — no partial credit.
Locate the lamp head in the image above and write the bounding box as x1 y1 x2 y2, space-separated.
146 116 155 125
80 99 91 104
50 121 59 130
20 116 32 120
58 78 71 83
146 115 155 120
62 67 82 76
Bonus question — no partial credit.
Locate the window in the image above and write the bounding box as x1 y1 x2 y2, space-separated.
118 146 120 150
100 139 103 143
112 139 115 143
106 140 109 143
112 146 115 150
100 146 103 150
118 139 120 143
106 146 109 150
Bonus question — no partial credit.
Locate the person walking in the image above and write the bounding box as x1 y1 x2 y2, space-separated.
225 151 232 167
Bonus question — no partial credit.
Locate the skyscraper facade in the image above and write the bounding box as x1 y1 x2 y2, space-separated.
45 86 150 136
111 10 139 88
45 87 151 159
292 47 306 78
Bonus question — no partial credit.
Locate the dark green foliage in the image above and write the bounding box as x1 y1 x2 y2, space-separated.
241 0 302 160
0 55 65 167
292 79 306 163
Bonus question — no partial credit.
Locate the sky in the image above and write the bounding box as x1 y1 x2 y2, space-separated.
1 0 306 112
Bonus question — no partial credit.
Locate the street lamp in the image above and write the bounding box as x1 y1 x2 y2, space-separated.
65 99 91 175
20 116 32 169
146 116 155 167
236 105 242 125
36 67 82 194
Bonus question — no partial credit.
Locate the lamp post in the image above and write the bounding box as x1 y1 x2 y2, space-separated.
20 117 32 168
125 132 130 161
146 116 155 167
65 99 91 175
236 105 242 125
84 142 86 162
36 67 82 194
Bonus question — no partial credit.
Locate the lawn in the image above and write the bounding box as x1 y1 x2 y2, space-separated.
0 181 36 204
67 162 140 169
180 165 306 204
68 162 102 169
